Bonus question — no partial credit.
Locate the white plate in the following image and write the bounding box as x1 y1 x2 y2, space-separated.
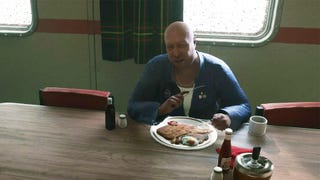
150 116 217 150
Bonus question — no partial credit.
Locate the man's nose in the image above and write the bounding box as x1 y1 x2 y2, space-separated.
172 47 180 57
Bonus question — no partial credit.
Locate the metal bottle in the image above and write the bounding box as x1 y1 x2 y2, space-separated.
233 147 274 180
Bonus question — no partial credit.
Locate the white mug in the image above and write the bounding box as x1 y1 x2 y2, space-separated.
248 115 268 136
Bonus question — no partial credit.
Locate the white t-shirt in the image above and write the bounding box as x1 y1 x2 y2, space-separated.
178 85 194 116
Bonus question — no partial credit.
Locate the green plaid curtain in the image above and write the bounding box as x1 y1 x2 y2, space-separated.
100 0 183 64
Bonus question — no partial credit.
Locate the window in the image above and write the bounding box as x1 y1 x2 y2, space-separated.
0 0 37 36
183 0 283 46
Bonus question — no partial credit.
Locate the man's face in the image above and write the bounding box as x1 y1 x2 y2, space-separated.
165 29 195 68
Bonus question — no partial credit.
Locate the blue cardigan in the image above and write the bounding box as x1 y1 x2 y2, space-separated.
127 51 251 130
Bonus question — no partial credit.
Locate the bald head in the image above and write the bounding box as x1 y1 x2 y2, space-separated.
164 21 195 44
163 21 197 68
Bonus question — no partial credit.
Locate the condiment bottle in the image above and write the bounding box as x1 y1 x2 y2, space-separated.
217 128 232 172
210 166 223 180
105 96 115 130
233 147 274 180
118 114 127 128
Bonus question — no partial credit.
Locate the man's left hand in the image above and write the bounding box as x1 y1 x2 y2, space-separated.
211 113 231 130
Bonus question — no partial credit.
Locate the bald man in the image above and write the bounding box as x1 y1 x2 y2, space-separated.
127 21 251 131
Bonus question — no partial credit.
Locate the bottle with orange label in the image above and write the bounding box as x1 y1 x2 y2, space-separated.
217 128 233 172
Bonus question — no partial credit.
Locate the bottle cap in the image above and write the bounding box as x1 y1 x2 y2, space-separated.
213 166 223 173
225 128 233 135
107 97 113 105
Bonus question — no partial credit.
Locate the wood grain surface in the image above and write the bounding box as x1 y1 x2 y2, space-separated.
0 103 319 180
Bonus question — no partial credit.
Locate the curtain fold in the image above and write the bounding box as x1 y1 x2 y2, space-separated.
100 0 183 64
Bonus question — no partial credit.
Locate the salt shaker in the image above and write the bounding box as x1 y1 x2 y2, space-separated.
210 166 223 180
118 114 127 128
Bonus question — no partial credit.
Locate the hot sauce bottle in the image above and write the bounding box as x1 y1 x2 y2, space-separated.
217 128 233 172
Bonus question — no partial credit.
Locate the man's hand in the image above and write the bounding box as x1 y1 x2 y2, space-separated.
211 113 231 130
158 93 184 115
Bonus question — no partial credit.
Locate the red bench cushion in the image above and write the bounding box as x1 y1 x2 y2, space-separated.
40 87 111 110
261 102 320 128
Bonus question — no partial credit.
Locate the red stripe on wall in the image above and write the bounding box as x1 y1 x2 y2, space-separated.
37 19 101 34
273 27 320 45
36 19 320 45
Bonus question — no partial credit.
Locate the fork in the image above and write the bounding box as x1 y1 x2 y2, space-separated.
181 85 206 95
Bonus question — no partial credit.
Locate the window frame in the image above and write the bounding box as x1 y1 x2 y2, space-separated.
0 0 38 37
184 0 284 47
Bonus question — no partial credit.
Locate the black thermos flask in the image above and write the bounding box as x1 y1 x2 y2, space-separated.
105 95 115 130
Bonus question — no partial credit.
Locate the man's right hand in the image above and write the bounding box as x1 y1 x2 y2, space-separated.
158 93 184 115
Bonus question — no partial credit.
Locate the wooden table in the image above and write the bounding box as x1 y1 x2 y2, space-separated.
0 103 319 180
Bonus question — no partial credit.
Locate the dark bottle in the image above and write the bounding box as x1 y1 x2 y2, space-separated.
105 96 115 130
255 106 264 116
217 128 233 172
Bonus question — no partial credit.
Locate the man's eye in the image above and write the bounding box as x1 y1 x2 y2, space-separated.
178 44 187 48
167 46 173 50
